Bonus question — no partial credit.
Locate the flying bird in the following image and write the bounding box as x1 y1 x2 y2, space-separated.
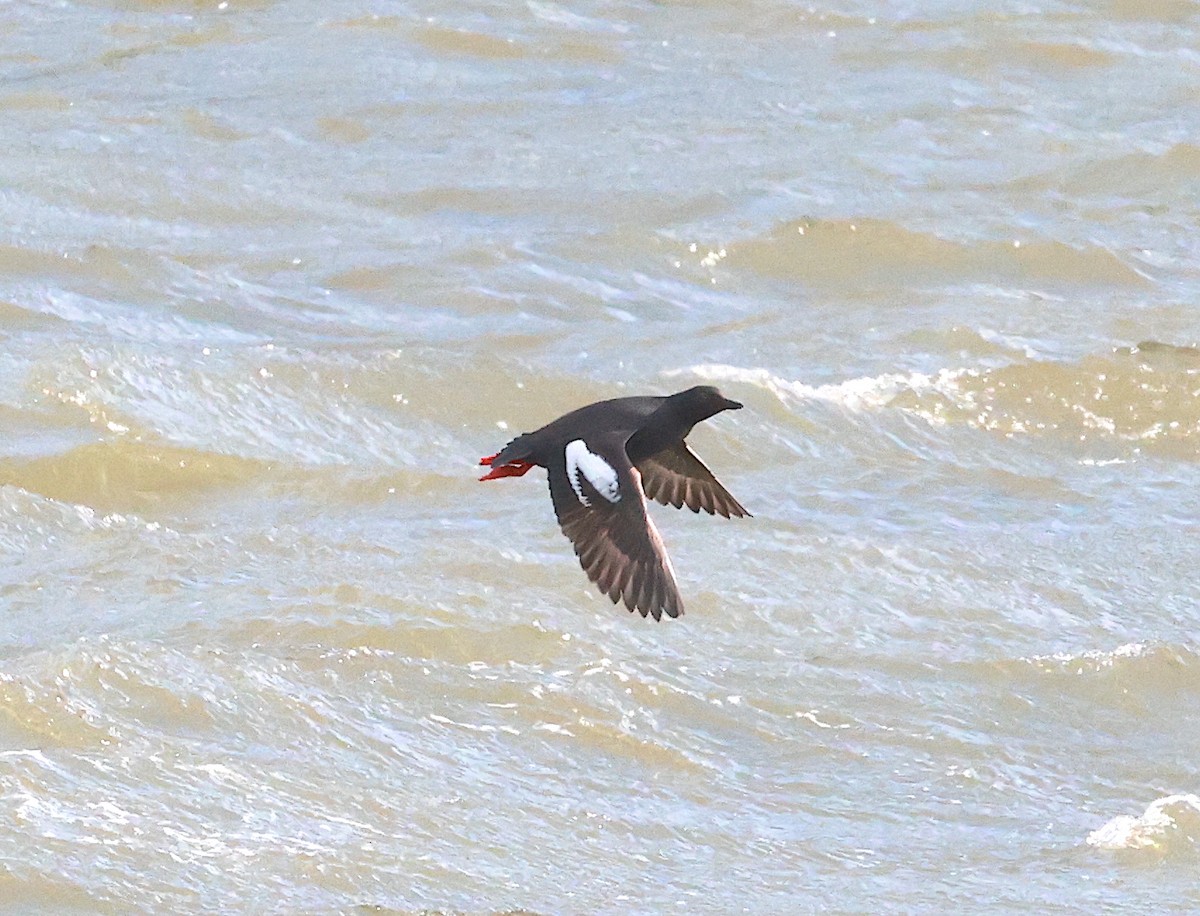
480 385 750 620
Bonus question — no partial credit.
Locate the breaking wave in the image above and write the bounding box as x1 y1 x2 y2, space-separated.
1088 795 1200 855
680 339 1200 459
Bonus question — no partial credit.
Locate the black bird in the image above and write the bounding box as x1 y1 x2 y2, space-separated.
480 385 750 620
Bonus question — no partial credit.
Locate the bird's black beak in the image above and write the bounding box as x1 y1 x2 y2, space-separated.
724 398 743 411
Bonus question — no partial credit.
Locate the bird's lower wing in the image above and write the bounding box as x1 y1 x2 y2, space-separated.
549 442 683 621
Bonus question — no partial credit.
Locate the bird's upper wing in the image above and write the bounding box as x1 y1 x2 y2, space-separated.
637 442 751 518
548 436 683 620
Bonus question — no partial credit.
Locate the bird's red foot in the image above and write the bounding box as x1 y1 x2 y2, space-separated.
479 455 534 481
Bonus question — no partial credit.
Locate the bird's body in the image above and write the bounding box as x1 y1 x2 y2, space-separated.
480 385 749 620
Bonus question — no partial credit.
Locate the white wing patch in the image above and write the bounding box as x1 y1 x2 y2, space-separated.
565 439 621 507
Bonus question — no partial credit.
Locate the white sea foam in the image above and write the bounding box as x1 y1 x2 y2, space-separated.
1087 794 1200 852
669 363 971 412
1029 642 1149 671
671 361 1194 448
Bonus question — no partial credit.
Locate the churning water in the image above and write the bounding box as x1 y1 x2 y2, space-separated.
2 0 1200 912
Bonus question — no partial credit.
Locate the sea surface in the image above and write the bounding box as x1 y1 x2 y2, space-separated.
2 0 1200 912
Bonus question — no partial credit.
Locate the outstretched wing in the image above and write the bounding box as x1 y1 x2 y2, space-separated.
637 443 751 518
548 436 684 621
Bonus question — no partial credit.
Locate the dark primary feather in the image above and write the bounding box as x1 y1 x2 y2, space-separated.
637 443 751 519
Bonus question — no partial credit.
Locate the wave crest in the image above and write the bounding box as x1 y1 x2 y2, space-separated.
1088 795 1200 855
679 340 1200 458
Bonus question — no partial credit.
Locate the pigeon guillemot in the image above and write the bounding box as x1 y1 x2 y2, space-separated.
480 385 750 621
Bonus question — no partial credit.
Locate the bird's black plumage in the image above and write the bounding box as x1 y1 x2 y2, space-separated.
480 385 749 620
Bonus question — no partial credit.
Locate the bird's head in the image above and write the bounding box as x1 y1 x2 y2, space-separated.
674 385 743 420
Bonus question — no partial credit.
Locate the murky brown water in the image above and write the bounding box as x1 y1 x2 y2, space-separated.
2 0 1200 912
